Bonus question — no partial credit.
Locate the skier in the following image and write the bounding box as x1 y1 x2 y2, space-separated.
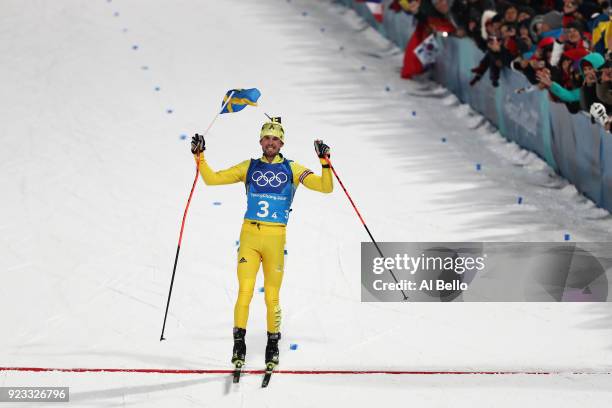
190 117 333 376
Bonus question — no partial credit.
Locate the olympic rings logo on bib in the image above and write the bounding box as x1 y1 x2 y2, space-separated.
251 170 288 187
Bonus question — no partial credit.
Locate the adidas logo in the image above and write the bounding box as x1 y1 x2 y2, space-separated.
239 257 247 264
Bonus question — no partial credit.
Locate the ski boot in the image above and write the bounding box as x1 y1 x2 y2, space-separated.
231 327 246 383
262 332 281 387
265 331 281 366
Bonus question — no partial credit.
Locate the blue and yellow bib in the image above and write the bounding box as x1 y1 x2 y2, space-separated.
244 158 295 225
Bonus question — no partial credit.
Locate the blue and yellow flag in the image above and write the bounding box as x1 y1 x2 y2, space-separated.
221 88 261 114
590 13 611 56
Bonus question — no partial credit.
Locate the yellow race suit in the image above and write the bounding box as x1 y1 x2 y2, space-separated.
195 153 333 333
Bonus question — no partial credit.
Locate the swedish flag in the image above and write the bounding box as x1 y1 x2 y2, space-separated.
590 14 610 56
221 88 261 114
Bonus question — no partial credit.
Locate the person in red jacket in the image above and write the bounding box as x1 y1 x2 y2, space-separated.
399 0 457 79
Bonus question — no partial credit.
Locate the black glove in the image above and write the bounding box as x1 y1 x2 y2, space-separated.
314 140 330 158
469 75 481 86
191 133 205 154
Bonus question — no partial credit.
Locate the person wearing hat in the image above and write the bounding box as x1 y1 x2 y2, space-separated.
530 10 564 40
580 53 607 110
190 118 333 370
538 52 605 113
549 20 589 67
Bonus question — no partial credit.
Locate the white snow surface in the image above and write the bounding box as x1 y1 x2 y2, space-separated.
2 0 612 406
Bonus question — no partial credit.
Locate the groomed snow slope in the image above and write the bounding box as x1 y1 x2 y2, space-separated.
1 0 612 406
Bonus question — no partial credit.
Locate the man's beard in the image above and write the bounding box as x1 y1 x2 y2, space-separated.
263 147 278 159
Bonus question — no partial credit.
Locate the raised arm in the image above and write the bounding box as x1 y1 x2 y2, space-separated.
290 140 333 193
191 134 248 185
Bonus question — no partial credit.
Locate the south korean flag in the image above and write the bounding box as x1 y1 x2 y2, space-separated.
414 34 440 67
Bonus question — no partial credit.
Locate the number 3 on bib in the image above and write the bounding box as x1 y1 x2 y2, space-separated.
256 200 269 217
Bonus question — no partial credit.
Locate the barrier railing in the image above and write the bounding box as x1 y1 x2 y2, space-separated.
338 0 612 212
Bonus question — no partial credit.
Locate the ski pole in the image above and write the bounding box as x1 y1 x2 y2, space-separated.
160 91 236 341
323 156 409 301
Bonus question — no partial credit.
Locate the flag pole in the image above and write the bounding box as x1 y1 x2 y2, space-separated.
160 91 236 341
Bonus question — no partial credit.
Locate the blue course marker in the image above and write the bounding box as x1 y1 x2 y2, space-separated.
114 11 119 17
180 133 187 140
441 137 447 143
284 249 288 255
166 109 173 114
154 86 160 91
213 202 222 206
564 233 571 241
132 45 139 50
517 196 523 204
385 86 391 92
302 11 308 16
259 287 265 293
290 344 298 350
476 163 482 171
412 111 416 116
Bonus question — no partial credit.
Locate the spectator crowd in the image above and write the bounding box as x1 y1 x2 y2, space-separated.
390 0 612 130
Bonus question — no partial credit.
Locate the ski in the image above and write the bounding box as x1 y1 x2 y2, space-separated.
261 362 275 388
232 361 244 383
